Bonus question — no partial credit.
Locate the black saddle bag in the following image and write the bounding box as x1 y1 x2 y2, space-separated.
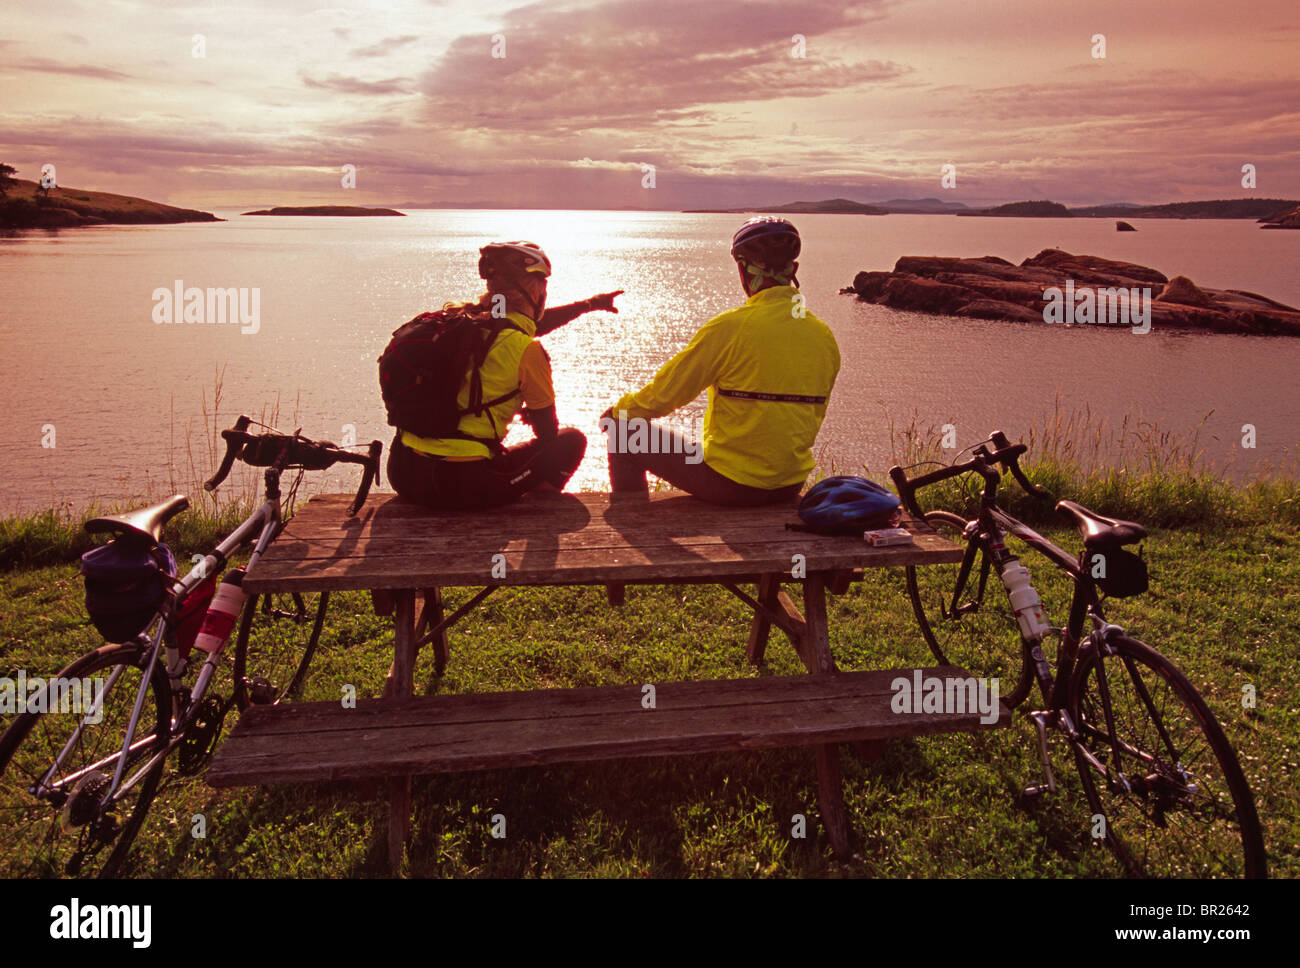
1086 545 1148 598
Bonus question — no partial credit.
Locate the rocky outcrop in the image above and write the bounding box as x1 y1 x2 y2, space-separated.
1116 220 1136 231
1260 205 1300 229
842 249 1300 336
1155 275 1211 307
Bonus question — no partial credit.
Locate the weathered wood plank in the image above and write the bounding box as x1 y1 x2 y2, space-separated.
207 668 1008 787
817 743 850 858
245 543 960 592
800 575 835 676
282 494 941 541
418 587 449 677
746 574 780 664
384 592 415 873
262 527 937 557
245 491 960 593
217 668 944 743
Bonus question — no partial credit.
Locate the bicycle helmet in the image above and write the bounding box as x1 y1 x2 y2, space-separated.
478 241 552 282
797 476 901 534
730 217 801 264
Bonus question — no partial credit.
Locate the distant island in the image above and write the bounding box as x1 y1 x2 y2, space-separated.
685 197 970 215
0 177 219 228
241 206 405 216
684 196 1300 221
957 200 1073 217
687 197 886 215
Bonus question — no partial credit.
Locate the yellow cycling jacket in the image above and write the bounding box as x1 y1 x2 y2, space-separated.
610 285 840 489
401 311 554 459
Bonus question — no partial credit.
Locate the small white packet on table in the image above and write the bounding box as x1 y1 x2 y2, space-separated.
864 527 914 547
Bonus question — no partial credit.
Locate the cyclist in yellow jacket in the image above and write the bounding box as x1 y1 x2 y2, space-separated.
388 241 620 509
602 217 840 505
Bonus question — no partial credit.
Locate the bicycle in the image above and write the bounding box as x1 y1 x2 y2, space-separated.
0 416 382 877
891 431 1266 878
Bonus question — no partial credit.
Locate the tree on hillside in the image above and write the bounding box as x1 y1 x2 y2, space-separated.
0 163 16 197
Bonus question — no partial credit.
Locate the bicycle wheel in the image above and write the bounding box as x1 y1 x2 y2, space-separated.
231 591 330 710
0 641 171 877
1069 635 1266 877
906 510 1032 708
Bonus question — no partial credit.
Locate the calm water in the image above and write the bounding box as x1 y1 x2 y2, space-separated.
1 211 1298 515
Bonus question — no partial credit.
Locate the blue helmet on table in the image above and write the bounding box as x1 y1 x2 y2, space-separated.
797 476 901 534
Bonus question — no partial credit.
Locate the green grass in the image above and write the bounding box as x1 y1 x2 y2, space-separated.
0 402 1296 877
1 519 1295 879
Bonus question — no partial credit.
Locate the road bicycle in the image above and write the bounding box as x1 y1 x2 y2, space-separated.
0 416 382 877
891 431 1266 878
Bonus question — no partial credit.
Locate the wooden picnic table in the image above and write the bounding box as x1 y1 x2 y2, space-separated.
212 490 998 873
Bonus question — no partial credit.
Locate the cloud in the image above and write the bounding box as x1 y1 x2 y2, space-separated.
417 0 903 133
300 72 413 95
351 35 421 58
8 57 133 80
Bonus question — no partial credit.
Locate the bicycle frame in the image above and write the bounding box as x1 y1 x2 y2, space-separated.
28 491 283 810
940 491 1145 795
972 505 1101 681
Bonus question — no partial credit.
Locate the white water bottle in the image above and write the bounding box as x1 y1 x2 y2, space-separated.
193 569 246 655
1000 561 1050 641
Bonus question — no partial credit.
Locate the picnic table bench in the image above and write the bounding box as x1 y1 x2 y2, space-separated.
207 491 1009 872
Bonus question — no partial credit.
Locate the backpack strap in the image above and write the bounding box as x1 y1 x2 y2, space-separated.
453 318 528 451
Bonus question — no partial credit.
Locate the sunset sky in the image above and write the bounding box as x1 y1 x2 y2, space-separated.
2 0 1297 210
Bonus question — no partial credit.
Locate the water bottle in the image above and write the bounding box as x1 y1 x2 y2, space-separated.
999 560 1050 641
193 569 247 655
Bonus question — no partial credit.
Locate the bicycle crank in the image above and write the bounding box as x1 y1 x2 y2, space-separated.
178 695 231 775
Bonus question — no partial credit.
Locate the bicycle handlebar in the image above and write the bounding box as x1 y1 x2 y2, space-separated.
204 415 384 517
988 431 1051 500
888 429 1051 517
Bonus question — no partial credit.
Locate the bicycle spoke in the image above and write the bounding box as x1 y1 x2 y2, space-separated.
1071 636 1265 877
0 646 169 878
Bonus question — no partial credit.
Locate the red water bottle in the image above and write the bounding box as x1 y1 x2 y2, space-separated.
193 568 247 655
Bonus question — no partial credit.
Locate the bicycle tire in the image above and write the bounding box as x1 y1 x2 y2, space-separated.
1069 635 1266 878
231 591 330 710
0 641 170 878
905 510 1032 708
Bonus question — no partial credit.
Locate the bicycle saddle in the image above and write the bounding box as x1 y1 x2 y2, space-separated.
85 494 190 546
1056 500 1146 548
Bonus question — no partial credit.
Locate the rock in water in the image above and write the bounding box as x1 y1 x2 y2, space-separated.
843 249 1300 336
1116 220 1137 231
